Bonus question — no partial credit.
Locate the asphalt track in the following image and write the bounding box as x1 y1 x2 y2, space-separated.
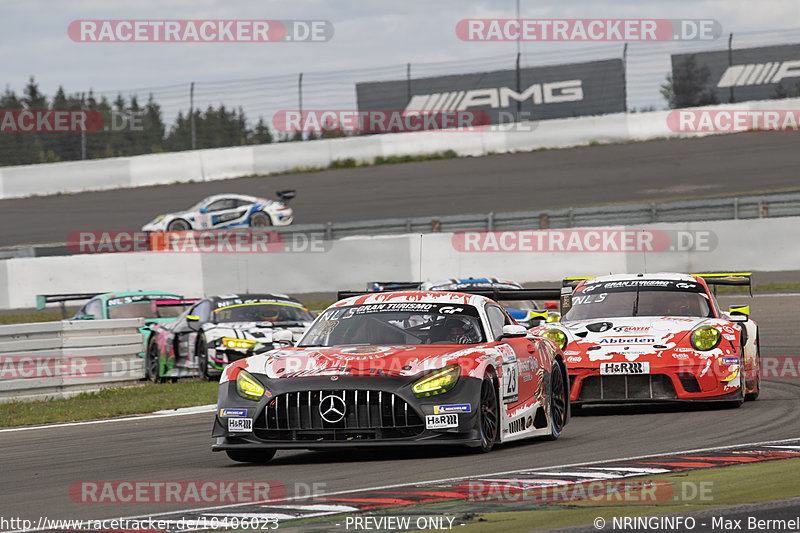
1 132 800 247
1 293 798 528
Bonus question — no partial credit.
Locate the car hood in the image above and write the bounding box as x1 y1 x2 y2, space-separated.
237 345 477 379
554 316 727 362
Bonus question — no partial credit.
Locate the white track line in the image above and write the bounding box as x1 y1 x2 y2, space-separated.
0 404 215 433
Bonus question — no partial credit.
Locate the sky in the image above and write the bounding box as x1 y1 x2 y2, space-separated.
2 0 800 127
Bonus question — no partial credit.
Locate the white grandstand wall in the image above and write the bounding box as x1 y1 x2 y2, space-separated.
2 217 799 310
3 97 800 199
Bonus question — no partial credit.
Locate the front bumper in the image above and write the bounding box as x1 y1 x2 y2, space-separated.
212 375 483 451
569 363 742 404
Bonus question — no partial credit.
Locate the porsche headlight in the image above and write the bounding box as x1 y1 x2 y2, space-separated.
412 365 460 398
221 337 258 350
236 369 265 401
690 326 721 351
542 328 568 350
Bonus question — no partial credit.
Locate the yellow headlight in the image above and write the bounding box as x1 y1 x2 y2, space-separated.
222 337 257 350
236 370 265 401
412 365 460 397
542 328 568 350
690 326 721 351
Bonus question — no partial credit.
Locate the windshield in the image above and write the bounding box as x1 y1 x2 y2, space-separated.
214 303 313 324
565 280 713 321
298 302 485 347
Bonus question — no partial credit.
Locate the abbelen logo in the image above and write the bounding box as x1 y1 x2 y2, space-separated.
319 394 347 423
404 80 584 112
717 60 800 87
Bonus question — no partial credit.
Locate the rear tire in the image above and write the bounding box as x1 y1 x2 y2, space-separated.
546 364 567 440
197 334 209 380
474 373 499 453
226 449 276 464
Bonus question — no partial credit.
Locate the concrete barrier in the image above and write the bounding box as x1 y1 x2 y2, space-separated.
0 318 145 402
1 216 798 310
3 97 800 200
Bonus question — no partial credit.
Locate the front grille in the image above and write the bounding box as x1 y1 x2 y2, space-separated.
254 390 424 441
579 375 676 401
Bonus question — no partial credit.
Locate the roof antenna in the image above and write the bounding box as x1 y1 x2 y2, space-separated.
419 234 423 284
641 229 647 273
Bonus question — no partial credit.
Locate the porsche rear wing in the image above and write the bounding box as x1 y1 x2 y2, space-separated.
694 272 753 296
367 281 423 292
36 292 104 318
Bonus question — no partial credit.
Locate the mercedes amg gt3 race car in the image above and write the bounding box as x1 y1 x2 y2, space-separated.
146 294 314 380
212 290 569 463
142 191 295 232
531 272 760 408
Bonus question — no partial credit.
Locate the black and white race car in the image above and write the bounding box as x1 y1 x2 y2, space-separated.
142 191 295 232
146 293 314 380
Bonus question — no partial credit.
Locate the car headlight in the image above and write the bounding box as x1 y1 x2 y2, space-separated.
542 328 568 350
412 365 460 398
690 325 721 351
154 215 165 222
221 337 258 350
236 369 265 401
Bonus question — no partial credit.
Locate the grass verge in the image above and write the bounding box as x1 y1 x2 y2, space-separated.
0 379 218 428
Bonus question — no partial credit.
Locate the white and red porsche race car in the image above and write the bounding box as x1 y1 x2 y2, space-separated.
212 290 569 463
532 272 759 408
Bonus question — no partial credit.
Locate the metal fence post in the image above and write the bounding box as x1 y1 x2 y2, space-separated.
733 197 739 219
651 202 657 222
325 222 333 240
488 211 495 231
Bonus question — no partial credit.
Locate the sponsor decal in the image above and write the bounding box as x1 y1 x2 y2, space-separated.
672 353 690 360
219 408 247 417
564 350 581 355
720 357 740 365
426 414 458 429
227 418 253 432
723 334 736 341
717 60 800 87
598 337 656 345
434 404 471 414
600 362 650 375
567 356 582 363
613 326 651 333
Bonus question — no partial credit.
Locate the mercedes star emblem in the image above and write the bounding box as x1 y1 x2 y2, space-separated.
319 394 347 424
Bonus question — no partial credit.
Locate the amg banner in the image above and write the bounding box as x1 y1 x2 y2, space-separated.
671 43 800 104
355 58 625 124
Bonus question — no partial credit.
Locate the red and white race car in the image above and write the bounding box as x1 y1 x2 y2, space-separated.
532 272 759 408
212 290 569 463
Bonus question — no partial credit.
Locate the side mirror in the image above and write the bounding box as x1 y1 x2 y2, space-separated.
728 305 749 322
272 330 294 345
498 324 528 340
186 315 201 330
199 207 208 214
80 315 95 320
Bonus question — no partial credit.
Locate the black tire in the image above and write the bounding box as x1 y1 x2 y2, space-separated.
196 334 209 380
474 373 499 453
249 212 271 227
226 449 276 464
546 364 567 440
746 339 760 401
167 218 190 231
145 341 163 383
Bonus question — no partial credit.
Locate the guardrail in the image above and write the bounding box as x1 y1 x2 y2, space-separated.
0 318 145 402
2 190 798 260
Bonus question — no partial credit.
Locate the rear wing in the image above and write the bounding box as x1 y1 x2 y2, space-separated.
367 281 423 292
36 292 104 318
276 190 296 203
693 272 753 296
